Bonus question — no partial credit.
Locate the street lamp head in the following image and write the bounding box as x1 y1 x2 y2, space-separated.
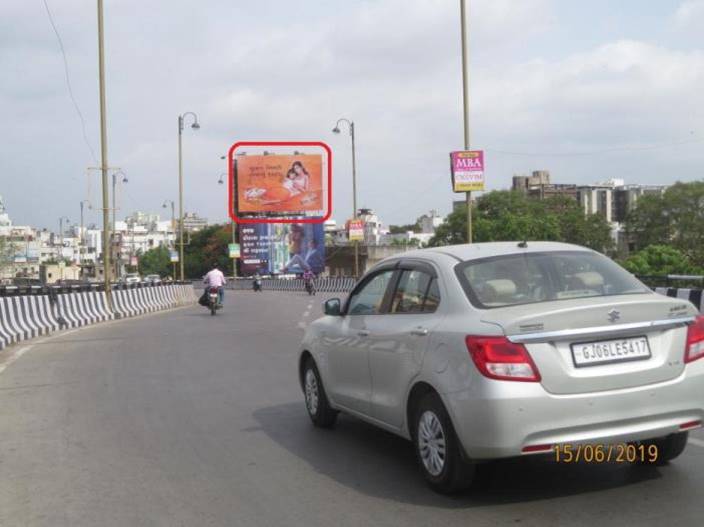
332 127 341 134
122 176 128 183
191 121 200 130
218 177 224 185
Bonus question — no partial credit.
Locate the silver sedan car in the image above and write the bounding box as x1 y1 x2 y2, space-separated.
298 242 704 493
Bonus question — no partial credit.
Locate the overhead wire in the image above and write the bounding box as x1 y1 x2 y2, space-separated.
42 0 98 165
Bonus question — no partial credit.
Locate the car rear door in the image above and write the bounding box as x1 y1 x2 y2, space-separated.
366 261 443 428
324 268 396 415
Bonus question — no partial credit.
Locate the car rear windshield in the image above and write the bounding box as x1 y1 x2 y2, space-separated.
455 250 650 309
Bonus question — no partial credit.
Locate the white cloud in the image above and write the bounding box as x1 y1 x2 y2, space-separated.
1 0 703 229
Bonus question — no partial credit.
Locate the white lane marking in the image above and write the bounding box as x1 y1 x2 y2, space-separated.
688 437 704 448
0 346 31 376
0 327 83 376
297 322 307 329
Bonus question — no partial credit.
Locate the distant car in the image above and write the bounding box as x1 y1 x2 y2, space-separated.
123 273 141 284
144 274 162 284
299 242 704 493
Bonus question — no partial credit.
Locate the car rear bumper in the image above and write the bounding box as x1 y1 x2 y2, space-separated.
444 361 704 460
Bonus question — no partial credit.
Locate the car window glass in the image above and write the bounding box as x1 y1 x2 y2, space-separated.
458 251 649 309
423 279 441 313
391 270 432 313
347 270 394 315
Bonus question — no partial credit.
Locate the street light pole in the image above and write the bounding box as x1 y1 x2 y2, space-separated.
58 216 70 261
79 200 91 263
111 170 127 279
333 118 359 276
218 172 237 278
97 0 112 304
178 112 200 282
460 0 472 244
163 200 176 279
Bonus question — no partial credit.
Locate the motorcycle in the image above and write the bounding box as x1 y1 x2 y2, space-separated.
304 280 315 296
208 287 220 315
253 279 262 292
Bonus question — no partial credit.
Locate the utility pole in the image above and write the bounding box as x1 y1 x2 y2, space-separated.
460 0 472 243
97 0 112 305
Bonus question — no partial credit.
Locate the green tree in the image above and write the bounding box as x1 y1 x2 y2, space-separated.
388 223 421 234
621 245 702 277
625 181 704 263
184 225 231 279
139 246 171 277
428 190 613 252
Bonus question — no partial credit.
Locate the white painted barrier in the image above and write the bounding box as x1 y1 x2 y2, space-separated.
0 284 196 351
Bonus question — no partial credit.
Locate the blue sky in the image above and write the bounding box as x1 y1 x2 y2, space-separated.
1 0 703 230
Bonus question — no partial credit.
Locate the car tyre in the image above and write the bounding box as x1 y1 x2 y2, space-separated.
413 392 475 494
303 359 338 428
640 432 688 465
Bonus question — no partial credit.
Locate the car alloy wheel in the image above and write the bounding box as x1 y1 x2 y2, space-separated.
418 410 446 476
304 368 319 416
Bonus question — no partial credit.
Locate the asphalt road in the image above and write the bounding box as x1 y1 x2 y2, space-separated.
2 289 704 526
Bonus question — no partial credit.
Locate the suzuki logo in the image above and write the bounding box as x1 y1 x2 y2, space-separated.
607 309 620 323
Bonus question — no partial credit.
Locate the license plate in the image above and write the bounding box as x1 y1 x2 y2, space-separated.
571 336 651 367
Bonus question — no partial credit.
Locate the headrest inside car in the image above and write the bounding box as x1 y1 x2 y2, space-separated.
484 279 517 301
573 272 604 289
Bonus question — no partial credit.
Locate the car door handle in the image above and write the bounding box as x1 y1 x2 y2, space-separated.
410 327 428 336
357 330 370 337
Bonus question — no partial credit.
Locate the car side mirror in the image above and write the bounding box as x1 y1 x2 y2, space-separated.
324 298 342 316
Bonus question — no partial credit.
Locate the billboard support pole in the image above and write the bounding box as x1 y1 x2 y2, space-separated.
460 0 472 244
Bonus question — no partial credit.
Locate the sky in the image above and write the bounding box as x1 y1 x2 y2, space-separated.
1 0 703 231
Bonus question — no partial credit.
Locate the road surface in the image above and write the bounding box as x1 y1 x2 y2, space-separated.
1 290 704 526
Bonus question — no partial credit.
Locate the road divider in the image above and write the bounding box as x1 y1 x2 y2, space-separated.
655 287 703 311
0 283 196 351
229 277 356 293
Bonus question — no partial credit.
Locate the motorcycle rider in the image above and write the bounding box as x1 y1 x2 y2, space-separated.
203 263 226 305
253 272 263 292
303 268 315 294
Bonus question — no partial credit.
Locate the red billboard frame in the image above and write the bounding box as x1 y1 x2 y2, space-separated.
228 141 332 224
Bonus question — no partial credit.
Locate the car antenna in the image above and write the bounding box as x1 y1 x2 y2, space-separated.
517 240 528 248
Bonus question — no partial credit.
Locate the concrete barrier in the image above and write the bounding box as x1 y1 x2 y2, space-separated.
229 277 356 293
0 283 196 351
655 287 703 311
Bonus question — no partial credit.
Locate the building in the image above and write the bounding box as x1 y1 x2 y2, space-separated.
512 171 577 200
182 212 208 233
418 209 443 233
358 208 385 246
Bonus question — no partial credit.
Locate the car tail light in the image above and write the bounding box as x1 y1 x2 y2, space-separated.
685 315 704 363
465 336 541 382
679 420 702 431
522 444 553 454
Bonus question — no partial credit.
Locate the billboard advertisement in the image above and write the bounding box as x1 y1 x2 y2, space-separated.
348 219 364 242
450 150 485 192
239 221 325 276
236 154 324 215
228 243 240 258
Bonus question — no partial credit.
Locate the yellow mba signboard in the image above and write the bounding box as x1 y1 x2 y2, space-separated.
450 150 485 192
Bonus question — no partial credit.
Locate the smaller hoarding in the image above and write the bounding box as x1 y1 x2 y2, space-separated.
169 250 179 263
450 150 485 192
228 243 240 258
348 219 364 242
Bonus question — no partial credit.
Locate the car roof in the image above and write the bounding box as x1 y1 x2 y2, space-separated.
377 241 594 267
